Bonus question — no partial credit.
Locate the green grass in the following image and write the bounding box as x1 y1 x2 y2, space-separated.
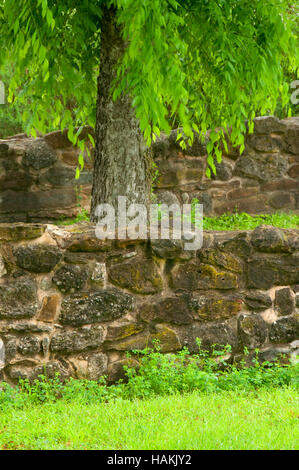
0 389 298 450
57 210 299 230
0 346 298 450
202 211 299 231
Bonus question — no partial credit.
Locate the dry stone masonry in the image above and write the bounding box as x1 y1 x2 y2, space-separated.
0 222 298 383
0 116 298 222
153 116 299 215
0 127 94 222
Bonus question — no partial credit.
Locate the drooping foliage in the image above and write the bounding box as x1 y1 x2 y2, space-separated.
0 0 298 174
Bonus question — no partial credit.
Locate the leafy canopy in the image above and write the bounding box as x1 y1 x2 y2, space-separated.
0 0 298 175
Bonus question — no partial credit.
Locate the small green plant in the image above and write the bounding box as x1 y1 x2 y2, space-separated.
1 341 297 410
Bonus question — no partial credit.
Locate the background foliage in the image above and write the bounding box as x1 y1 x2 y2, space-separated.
0 0 298 173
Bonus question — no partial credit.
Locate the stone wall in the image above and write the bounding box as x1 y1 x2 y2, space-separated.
0 115 298 222
153 116 299 215
0 222 298 383
0 128 94 222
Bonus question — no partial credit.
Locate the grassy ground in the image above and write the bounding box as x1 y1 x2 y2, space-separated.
0 388 298 450
57 210 299 230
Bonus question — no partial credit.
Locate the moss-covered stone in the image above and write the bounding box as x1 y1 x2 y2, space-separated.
14 244 62 273
180 322 238 353
198 249 243 273
191 295 243 321
0 223 45 242
250 226 290 253
106 323 145 342
171 260 238 291
108 257 163 295
105 325 181 353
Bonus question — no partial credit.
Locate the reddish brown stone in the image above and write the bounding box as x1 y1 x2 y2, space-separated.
44 131 72 149
215 196 267 215
38 295 61 322
288 165 299 179
227 187 258 200
139 296 193 325
261 179 298 191
60 149 94 169
60 150 79 167
269 192 293 210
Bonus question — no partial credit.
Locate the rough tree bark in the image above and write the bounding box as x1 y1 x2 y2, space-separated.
90 8 150 221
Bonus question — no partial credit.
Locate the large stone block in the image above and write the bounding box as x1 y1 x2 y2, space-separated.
244 291 272 311
105 324 181 353
269 315 299 344
253 116 287 135
87 353 108 381
247 254 299 289
171 260 238 291
0 171 34 191
18 336 41 356
0 278 38 319
269 192 293 210
151 238 193 261
37 294 61 322
274 288 296 316
180 322 238 353
191 295 243 322
24 140 57 169
31 360 71 382
108 257 163 295
139 295 194 325
0 189 76 214
14 244 62 273
106 323 146 342
234 153 288 181
52 264 89 293
250 226 290 253
0 223 45 242
284 123 299 155
238 314 268 349
246 135 284 153
59 289 135 326
198 249 243 273
50 325 104 353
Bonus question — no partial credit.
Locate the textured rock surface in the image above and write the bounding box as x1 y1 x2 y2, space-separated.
0 278 38 319
59 289 135 326
14 244 62 273
0 222 297 384
50 326 104 353
0 116 298 222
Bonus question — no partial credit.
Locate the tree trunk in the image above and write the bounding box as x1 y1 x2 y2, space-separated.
90 8 150 221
